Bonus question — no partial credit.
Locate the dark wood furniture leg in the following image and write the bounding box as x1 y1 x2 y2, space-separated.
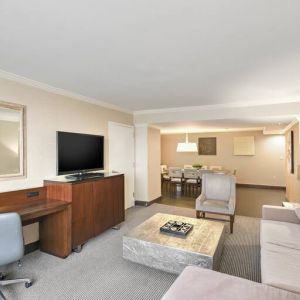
230 215 234 234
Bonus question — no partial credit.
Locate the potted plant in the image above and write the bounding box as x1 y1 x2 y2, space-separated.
192 164 202 169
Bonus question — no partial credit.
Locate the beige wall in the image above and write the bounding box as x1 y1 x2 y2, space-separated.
0 77 133 244
161 131 285 187
148 127 161 201
134 126 148 202
0 120 20 175
134 126 161 203
286 122 300 203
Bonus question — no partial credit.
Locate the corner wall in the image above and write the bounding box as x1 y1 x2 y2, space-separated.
0 77 133 244
134 126 161 203
286 122 300 202
0 78 133 192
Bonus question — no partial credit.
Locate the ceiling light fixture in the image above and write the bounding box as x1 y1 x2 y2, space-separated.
176 133 198 152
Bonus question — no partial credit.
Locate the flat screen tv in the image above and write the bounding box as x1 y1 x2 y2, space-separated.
57 131 104 175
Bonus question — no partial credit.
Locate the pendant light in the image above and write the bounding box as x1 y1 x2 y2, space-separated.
176 133 197 152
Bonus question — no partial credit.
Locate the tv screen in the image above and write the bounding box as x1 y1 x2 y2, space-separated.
57 131 104 175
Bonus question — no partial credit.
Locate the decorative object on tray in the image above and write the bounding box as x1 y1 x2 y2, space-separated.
160 220 193 236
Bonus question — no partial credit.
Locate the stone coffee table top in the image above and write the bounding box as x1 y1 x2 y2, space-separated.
123 213 225 267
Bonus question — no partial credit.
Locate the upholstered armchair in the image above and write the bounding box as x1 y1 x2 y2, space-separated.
195 173 236 233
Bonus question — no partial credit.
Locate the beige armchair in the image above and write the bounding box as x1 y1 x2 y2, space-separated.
195 173 236 233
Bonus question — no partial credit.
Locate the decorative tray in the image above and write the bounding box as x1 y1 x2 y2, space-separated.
160 220 193 236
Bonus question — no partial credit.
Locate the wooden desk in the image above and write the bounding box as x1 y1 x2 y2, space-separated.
0 188 71 258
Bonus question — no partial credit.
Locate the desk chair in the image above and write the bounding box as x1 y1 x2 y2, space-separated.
0 213 32 300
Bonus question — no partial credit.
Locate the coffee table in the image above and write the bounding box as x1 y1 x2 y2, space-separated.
123 213 225 274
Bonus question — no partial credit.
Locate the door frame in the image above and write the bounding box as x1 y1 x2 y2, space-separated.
108 121 135 208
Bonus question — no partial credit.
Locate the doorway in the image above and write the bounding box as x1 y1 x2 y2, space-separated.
108 122 135 209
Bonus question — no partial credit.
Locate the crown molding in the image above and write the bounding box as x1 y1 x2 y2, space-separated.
282 118 299 133
134 99 300 115
134 123 161 131
160 127 267 134
0 69 132 114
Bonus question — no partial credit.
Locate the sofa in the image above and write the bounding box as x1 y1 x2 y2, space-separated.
261 205 300 294
162 205 300 299
162 266 300 300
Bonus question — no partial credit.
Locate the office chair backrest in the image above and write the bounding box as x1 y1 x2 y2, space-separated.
0 213 24 266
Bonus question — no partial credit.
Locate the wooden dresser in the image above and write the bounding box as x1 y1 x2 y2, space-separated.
44 173 125 250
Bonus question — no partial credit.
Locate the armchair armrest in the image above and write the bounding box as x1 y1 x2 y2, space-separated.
196 193 206 204
262 205 300 224
228 193 236 214
195 194 206 211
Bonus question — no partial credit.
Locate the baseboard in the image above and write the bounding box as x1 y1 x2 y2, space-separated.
135 196 162 207
237 183 286 190
24 241 40 255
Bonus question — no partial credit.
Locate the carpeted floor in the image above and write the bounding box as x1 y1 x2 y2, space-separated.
1 204 261 300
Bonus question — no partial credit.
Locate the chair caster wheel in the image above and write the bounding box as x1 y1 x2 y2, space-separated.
0 273 6 280
25 281 32 288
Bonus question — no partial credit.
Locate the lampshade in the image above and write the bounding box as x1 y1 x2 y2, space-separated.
176 133 198 152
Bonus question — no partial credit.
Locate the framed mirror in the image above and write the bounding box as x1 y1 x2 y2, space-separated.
0 101 26 179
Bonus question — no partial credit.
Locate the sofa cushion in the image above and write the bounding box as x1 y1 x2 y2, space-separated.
261 220 300 294
197 199 231 214
162 266 300 300
203 173 232 201
261 220 300 251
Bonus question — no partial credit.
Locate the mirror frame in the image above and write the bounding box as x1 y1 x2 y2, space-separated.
0 100 26 180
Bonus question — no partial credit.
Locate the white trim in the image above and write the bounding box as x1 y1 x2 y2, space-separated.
160 127 266 134
134 123 161 131
134 100 300 115
282 118 299 133
108 121 134 129
0 69 132 114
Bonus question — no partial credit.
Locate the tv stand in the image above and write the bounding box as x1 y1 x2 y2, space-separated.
44 173 124 251
65 172 104 180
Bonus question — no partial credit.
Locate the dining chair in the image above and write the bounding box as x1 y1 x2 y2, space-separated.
168 167 184 195
183 168 200 196
183 165 193 169
195 173 236 233
161 165 171 191
210 166 222 171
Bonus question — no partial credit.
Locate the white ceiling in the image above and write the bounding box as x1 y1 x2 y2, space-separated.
156 116 295 134
1 1 300 111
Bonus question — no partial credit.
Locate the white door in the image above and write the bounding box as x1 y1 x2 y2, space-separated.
108 122 135 209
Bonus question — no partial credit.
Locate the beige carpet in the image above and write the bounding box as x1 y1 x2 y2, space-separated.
0 204 260 300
